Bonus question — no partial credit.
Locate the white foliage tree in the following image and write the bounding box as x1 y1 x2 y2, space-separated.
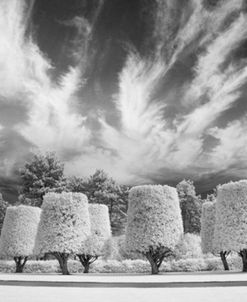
35 192 91 274
213 180 247 272
214 180 247 271
201 201 230 270
77 204 112 273
0 205 41 273
125 185 183 274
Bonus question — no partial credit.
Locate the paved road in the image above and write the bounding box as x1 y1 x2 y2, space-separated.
1 284 247 302
1 273 247 302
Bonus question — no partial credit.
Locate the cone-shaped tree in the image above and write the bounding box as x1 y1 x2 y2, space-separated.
77 204 111 273
35 192 91 275
213 180 247 272
125 185 183 274
0 205 41 272
201 201 229 270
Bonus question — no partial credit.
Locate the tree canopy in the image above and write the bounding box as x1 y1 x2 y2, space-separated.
176 179 202 234
67 170 129 235
19 153 66 207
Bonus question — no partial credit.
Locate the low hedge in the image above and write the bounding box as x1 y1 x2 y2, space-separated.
0 256 242 274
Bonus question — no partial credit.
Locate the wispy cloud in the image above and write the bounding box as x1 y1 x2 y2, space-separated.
88 0 247 183
207 117 247 175
1 0 247 187
0 0 91 176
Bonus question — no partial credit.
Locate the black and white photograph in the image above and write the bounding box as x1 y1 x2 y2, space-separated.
0 0 247 301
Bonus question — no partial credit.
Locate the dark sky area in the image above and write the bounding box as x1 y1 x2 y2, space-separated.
0 0 247 201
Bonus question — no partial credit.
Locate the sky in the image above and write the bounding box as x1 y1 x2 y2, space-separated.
1 0 247 200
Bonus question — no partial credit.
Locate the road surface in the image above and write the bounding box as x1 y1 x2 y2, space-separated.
0 272 247 302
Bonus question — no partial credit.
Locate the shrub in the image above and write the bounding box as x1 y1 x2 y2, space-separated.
77 204 112 273
175 233 202 259
0 256 243 274
125 185 183 274
0 205 41 272
109 235 146 261
168 258 207 272
35 192 91 274
107 236 125 260
213 180 247 271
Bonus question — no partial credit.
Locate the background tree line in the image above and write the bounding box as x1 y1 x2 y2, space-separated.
0 152 209 235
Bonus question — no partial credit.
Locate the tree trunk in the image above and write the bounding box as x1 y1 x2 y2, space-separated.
77 254 98 274
14 256 28 273
144 247 172 275
83 262 90 274
240 249 247 272
145 252 159 274
52 252 70 275
220 251 229 271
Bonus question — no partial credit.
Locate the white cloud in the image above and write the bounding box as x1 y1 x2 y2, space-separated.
85 2 247 183
1 0 247 185
0 0 91 160
207 118 247 175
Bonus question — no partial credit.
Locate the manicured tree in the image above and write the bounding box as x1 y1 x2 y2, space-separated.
125 185 183 274
176 179 202 234
0 205 41 273
77 204 112 273
35 192 91 275
201 201 229 270
0 193 9 234
213 180 247 272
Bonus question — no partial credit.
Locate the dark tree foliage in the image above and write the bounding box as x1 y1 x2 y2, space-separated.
19 152 66 207
176 179 202 234
67 170 129 235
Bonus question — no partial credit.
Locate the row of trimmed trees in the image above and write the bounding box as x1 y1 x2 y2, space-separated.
0 192 111 274
2 180 247 274
200 180 247 272
0 184 185 275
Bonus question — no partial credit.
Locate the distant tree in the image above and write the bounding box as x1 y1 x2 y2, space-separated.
177 179 196 198
0 193 9 234
0 205 41 273
67 170 129 235
125 185 183 274
204 189 217 203
176 179 202 234
19 152 66 207
66 176 87 193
